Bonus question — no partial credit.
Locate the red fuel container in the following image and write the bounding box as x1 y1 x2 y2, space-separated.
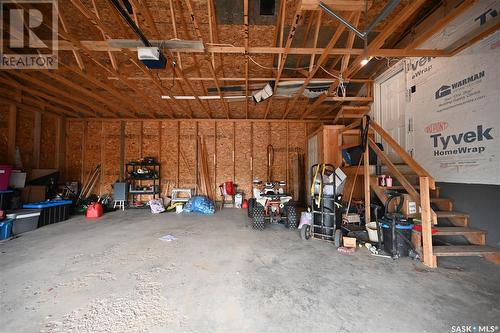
86 203 103 218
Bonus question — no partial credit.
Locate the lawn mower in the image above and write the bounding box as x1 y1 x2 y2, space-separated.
248 180 298 231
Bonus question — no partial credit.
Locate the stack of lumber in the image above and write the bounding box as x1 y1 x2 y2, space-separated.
198 136 215 201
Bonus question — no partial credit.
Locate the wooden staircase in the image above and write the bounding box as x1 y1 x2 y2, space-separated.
343 119 500 267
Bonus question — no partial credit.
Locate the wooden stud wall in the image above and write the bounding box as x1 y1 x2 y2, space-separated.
64 119 315 199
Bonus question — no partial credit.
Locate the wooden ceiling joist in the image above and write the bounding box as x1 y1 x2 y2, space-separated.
0 75 92 117
282 12 357 119
183 0 230 118
301 0 428 119
7 71 114 117
56 40 451 57
264 6 303 118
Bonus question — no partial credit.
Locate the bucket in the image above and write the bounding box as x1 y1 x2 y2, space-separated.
366 222 381 242
0 165 13 191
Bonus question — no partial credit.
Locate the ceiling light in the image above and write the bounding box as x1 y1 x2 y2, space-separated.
360 57 370 66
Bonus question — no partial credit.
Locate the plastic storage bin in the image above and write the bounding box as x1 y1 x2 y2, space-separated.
23 200 72 227
0 165 13 191
6 209 41 235
0 218 13 240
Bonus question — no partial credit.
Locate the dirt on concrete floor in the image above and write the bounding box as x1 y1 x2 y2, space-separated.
0 209 499 333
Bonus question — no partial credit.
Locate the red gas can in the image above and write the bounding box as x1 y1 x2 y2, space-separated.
86 203 103 219
224 181 235 196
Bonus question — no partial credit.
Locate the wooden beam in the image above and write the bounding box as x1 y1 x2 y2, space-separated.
38 71 131 118
56 116 66 172
284 12 357 119
68 0 179 118
420 176 437 268
341 13 361 73
300 0 371 11
0 89 78 118
106 76 373 83
305 0 428 118
56 40 451 57
7 103 17 164
363 117 370 224
33 110 42 168
309 10 322 72
264 6 303 118
7 71 109 117
91 0 119 71
60 62 144 116
244 0 249 119
405 0 477 50
0 75 92 117
294 12 315 68
183 0 230 118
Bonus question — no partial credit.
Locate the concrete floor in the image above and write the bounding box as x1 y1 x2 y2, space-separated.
0 209 499 333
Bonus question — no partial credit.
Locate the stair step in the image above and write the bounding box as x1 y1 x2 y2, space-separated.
433 245 500 257
434 227 484 236
435 211 468 219
430 198 453 204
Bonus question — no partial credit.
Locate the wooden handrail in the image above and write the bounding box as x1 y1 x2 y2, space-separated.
369 138 421 203
369 138 437 224
420 176 437 268
370 120 435 189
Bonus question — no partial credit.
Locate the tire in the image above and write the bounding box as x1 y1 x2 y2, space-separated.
247 198 255 218
252 203 265 230
334 229 342 248
300 224 311 240
285 203 298 229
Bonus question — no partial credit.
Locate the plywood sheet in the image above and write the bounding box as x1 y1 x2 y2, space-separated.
101 121 121 194
235 122 252 198
0 105 9 161
160 121 179 192
125 121 141 162
16 111 34 169
178 121 197 190
252 122 269 182
83 121 102 195
39 113 57 169
216 122 234 188
65 120 84 182
270 123 287 183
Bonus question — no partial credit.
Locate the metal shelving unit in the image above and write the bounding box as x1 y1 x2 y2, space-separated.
125 162 161 206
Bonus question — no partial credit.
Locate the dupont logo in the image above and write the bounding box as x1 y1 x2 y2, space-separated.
435 71 485 100
0 0 58 69
425 122 448 134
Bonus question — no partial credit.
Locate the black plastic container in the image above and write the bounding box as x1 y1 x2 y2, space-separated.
23 200 72 227
381 223 413 257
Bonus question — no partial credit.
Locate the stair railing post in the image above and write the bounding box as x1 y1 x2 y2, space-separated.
363 117 371 224
420 176 437 268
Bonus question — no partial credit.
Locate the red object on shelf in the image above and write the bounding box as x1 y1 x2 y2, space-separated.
241 199 248 209
223 181 235 196
86 203 103 219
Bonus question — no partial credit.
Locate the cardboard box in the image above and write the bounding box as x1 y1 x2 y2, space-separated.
21 185 46 203
343 236 357 248
389 193 420 217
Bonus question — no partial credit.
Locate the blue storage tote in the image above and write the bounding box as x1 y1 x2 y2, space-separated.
23 200 72 227
0 218 13 240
